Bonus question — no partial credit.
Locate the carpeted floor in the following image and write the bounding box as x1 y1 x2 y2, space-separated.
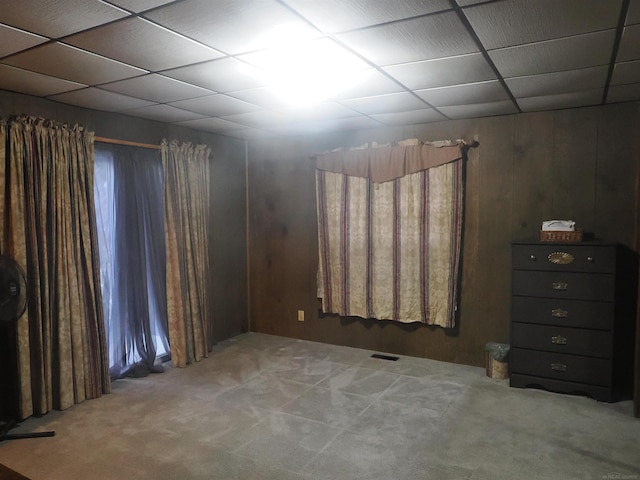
0 333 637 480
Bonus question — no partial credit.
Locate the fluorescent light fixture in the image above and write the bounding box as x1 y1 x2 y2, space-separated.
239 27 369 106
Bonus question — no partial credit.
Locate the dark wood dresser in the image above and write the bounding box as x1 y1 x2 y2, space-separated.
510 241 637 402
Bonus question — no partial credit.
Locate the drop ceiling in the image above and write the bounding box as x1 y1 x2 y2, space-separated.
0 0 638 139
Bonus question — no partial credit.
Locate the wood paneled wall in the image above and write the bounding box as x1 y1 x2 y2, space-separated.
0 90 249 345
248 102 640 367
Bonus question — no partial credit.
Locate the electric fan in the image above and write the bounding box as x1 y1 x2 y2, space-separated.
0 255 55 441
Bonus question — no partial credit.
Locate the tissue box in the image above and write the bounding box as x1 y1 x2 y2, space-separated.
540 229 583 242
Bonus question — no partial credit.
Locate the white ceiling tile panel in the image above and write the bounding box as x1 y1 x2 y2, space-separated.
415 80 511 107
326 69 406 100
340 92 429 115
626 0 640 25
382 53 496 90
48 87 156 112
124 104 207 122
370 108 447 125
144 0 320 54
517 89 603 112
176 117 247 132
226 87 292 109
162 58 265 93
506 66 609 99
437 100 518 119
0 24 48 58
101 74 214 102
335 12 479 66
4 42 147 85
617 25 640 62
607 83 640 103
168 94 260 116
281 0 451 33
464 0 623 50
224 128 273 139
221 110 293 129
276 103 362 122
65 18 223 71
490 30 616 78
0 0 128 38
611 60 640 85
0 63 86 97
107 0 178 13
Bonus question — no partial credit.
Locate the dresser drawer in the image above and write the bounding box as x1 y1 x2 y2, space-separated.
512 244 615 273
510 348 612 386
511 323 612 358
511 296 614 329
512 270 614 301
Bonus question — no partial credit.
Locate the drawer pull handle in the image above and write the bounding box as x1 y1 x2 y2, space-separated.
551 363 567 372
530 254 536 261
587 256 594 262
552 282 568 291
551 335 567 345
548 252 574 265
551 308 568 318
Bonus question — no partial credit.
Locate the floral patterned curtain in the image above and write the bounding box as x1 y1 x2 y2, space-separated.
161 139 211 367
316 141 466 328
0 116 110 418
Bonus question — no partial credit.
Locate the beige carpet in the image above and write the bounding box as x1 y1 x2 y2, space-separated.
0 333 637 480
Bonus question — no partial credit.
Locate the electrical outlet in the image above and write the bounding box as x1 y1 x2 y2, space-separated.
297 310 305 322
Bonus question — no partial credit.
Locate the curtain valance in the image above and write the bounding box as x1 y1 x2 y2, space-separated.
315 139 468 183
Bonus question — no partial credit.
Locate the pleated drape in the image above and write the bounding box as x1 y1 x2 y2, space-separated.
161 139 211 367
0 116 110 419
316 143 465 328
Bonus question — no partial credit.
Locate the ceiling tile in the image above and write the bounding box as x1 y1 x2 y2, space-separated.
517 89 603 112
48 87 155 112
281 0 451 33
4 42 147 85
65 17 223 71
107 0 178 13
438 100 518 119
220 110 292 129
226 87 291 109
606 83 640 103
0 63 86 97
415 80 510 107
617 24 640 62
327 69 406 100
382 53 496 90
0 0 128 38
611 60 640 85
124 104 207 122
276 102 361 123
506 66 609 98
340 92 429 115
0 24 47 58
490 30 616 78
176 117 246 133
464 0 623 50
101 74 213 102
162 57 265 93
335 11 478 66
626 0 640 25
144 0 320 54
370 108 447 125
168 94 260 116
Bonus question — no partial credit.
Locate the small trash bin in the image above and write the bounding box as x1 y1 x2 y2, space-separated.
485 342 509 379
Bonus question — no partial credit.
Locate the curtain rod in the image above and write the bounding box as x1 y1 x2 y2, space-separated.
94 136 161 150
